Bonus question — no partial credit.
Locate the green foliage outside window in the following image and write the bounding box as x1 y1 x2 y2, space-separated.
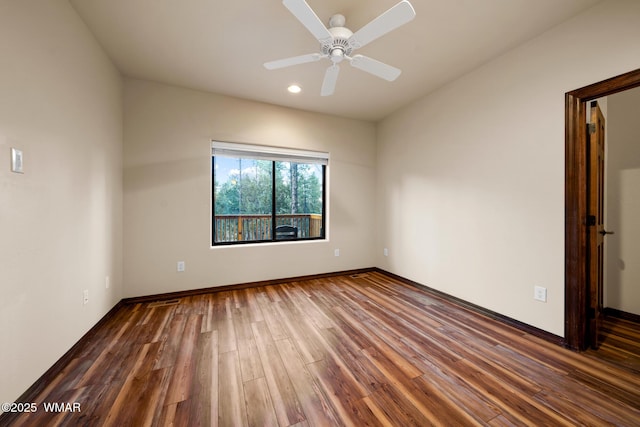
213 155 325 244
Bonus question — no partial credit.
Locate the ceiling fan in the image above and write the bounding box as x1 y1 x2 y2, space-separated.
264 0 416 96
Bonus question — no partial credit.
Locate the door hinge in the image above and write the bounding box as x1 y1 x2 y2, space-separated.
587 215 597 226
588 123 596 134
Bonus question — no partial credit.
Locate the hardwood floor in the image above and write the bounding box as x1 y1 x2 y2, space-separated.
3 271 640 426
588 316 640 374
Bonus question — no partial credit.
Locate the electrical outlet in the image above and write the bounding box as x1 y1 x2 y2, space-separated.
105 276 110 289
83 289 89 305
177 261 185 272
334 249 340 257
384 248 389 257
534 286 547 302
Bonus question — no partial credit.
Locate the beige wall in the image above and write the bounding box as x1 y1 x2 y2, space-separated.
606 87 640 315
0 0 123 405
123 79 376 298
376 0 640 336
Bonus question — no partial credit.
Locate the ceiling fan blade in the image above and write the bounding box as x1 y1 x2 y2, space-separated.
264 53 322 70
283 0 333 45
348 0 416 49
321 65 340 96
349 55 401 81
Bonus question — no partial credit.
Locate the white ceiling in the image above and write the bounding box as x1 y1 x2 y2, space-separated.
70 0 600 121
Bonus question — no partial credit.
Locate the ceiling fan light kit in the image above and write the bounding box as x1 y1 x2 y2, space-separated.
264 0 416 96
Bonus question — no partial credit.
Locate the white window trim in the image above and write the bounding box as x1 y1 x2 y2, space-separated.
211 140 329 165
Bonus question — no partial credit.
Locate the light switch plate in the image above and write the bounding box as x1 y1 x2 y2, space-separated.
534 286 547 302
11 148 23 173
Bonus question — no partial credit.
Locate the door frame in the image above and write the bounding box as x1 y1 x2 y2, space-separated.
565 68 640 351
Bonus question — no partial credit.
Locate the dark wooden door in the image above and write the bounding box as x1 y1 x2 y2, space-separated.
588 101 606 349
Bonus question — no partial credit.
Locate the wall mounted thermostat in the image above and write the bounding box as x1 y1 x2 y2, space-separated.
11 148 23 173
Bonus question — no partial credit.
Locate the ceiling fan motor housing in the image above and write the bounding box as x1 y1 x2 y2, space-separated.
322 24 354 63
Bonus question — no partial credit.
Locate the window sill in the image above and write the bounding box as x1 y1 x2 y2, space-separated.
210 238 328 250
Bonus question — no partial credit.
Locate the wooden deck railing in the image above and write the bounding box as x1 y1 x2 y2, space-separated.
214 214 323 242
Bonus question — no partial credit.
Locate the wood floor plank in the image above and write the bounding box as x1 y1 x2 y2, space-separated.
251 320 306 426
361 395 397 427
254 289 290 341
411 374 487 427
214 294 238 354
233 306 265 382
272 298 326 364
150 305 177 343
243 377 278 427
210 330 220 427
101 342 156 426
73 315 138 388
138 366 172 427
412 359 502 423
156 402 178 427
3 271 640 427
275 338 342 427
280 280 335 330
153 312 186 370
189 330 213 427
333 305 423 379
452 358 575 426
318 327 385 396
361 346 445 426
201 294 214 333
218 350 248 427
244 288 265 323
164 314 202 405
364 381 435 427
306 358 379 427
532 388 635 426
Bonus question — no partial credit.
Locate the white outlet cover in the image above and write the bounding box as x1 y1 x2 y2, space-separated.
177 261 185 272
334 249 340 257
534 286 547 302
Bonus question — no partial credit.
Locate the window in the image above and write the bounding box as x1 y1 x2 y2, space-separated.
212 141 328 245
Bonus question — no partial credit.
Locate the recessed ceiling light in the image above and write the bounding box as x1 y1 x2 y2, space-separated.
288 84 301 94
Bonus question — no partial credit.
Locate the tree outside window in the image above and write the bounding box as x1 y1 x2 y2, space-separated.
213 151 325 245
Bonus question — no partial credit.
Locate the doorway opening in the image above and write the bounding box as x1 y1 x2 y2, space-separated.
565 68 640 351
